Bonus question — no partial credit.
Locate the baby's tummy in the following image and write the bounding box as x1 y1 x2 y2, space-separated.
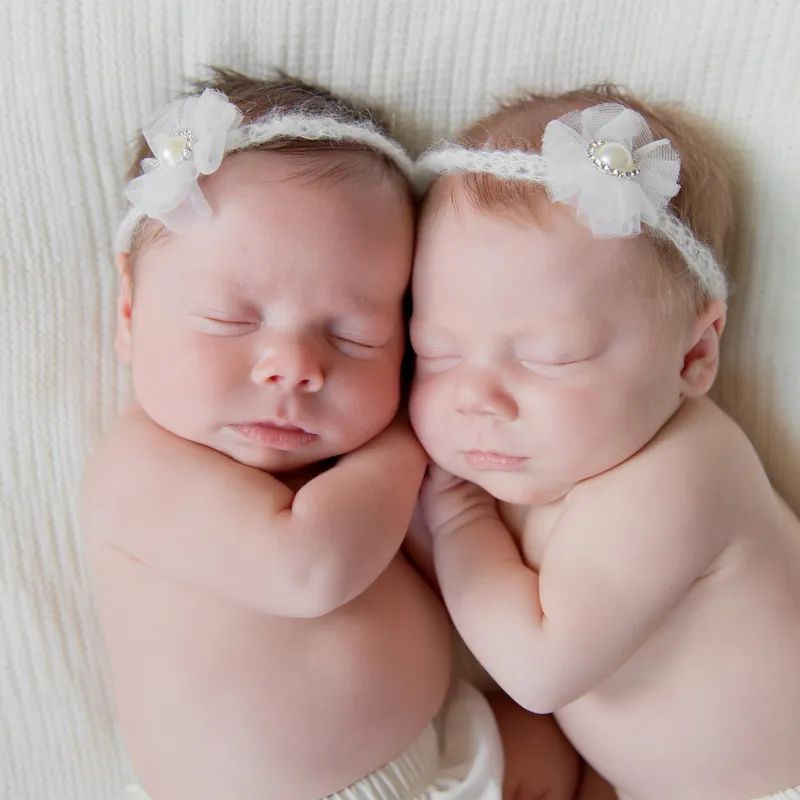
94 552 453 800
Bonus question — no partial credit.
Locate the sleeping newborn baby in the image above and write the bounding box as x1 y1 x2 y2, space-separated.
83 71 476 800
409 86 800 800
83 69 583 800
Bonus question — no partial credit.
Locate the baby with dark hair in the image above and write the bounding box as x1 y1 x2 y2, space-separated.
83 70 585 800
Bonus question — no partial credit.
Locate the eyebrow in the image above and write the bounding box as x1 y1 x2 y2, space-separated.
194 265 396 309
408 320 458 342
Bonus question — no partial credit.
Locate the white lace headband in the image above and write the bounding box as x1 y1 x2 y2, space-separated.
416 103 727 300
115 88 418 253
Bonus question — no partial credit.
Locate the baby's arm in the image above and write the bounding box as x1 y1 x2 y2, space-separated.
83 410 425 618
425 454 727 713
403 502 439 591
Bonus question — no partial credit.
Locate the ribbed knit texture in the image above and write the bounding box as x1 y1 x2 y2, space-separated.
1 1 798 798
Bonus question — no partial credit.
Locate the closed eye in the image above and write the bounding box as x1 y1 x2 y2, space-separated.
409 323 460 372
194 316 260 336
520 358 585 376
329 334 386 357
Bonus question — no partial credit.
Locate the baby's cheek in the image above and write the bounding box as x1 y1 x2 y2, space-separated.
408 380 430 434
176 340 240 399
544 386 624 469
337 360 401 440
133 333 232 427
361 367 400 419
409 381 447 453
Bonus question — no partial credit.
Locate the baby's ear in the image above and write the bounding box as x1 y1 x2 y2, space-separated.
680 299 727 398
115 254 133 364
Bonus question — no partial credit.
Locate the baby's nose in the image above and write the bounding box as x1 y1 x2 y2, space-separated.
251 338 324 393
455 370 518 420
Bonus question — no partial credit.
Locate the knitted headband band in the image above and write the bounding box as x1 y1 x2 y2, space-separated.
415 103 727 300
115 88 418 254
116 95 727 301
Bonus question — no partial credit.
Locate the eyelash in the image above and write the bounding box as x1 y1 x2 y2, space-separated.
520 359 582 375
330 335 384 356
415 353 579 373
197 314 387 353
199 317 259 334
416 352 459 360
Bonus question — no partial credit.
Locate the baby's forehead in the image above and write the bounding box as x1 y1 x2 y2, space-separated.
413 201 677 342
420 190 654 288
158 150 406 237
200 149 375 201
138 167 413 302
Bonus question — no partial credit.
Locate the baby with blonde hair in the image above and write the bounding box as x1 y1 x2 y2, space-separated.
409 86 800 800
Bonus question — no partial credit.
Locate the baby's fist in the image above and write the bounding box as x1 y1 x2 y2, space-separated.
420 465 497 538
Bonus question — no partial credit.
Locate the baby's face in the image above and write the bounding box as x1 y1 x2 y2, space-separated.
119 152 413 473
410 198 692 504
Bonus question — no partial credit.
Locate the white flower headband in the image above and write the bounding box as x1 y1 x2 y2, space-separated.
416 103 727 300
115 88 418 253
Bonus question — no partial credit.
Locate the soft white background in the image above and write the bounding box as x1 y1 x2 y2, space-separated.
1 1 798 797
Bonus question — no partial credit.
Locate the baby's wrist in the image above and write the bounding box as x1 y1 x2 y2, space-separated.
430 502 496 541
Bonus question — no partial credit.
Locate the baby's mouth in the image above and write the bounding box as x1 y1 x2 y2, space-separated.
462 450 529 470
230 421 319 451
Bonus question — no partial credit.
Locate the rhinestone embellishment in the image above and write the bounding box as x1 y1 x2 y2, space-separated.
587 140 640 179
159 129 194 168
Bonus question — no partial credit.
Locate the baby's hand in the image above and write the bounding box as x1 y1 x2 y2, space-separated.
420 465 497 538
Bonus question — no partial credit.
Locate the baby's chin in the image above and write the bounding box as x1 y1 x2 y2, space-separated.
204 428 349 474
459 467 573 507
218 423 389 475
226 446 325 474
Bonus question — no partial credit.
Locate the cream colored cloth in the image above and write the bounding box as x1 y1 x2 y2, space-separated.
324 682 502 800
3 2 800 799
114 682 503 800
756 788 800 800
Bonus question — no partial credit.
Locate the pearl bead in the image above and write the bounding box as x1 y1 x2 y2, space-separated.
159 136 188 167
593 141 635 173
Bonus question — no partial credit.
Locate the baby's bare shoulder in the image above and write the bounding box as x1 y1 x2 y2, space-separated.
599 399 760 488
84 408 190 497
652 398 774 513
82 408 285 541
571 399 767 542
82 409 157 544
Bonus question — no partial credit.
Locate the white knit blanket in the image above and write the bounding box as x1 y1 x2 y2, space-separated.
1 1 798 797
